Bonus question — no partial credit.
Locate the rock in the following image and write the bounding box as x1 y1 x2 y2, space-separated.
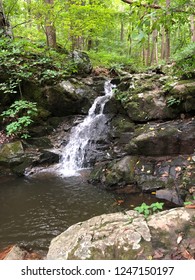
3 245 27 260
169 80 195 112
0 245 43 260
37 150 60 165
90 154 193 199
72 51 93 76
42 82 87 116
47 211 151 260
90 156 138 189
156 189 183 205
125 119 195 156
103 97 127 115
115 73 195 122
0 141 24 166
47 208 195 260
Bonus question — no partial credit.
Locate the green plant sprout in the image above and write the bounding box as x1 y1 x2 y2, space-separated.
134 202 164 218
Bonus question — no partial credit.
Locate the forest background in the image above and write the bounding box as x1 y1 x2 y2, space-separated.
0 0 195 72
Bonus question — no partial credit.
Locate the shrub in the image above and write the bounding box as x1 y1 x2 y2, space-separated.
1 100 38 139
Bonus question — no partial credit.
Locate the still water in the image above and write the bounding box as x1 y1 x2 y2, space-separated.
0 173 118 254
0 172 172 255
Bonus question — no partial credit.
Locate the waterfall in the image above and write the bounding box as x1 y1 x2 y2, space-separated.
59 80 114 176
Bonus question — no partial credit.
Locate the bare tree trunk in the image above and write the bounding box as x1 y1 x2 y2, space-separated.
0 0 13 38
44 0 57 48
165 0 171 63
150 29 158 65
161 27 166 60
190 15 195 42
25 0 32 28
146 34 151 66
120 19 124 42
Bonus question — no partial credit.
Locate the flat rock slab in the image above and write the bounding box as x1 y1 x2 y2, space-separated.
47 208 195 260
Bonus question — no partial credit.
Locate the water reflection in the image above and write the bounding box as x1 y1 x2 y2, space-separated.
0 174 116 253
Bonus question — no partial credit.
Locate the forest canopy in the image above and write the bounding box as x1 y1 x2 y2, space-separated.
0 0 195 69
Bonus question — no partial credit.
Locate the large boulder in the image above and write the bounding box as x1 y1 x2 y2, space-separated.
0 141 24 166
89 154 195 202
72 51 93 76
41 81 90 116
168 80 195 112
125 118 195 156
116 74 195 122
47 208 195 260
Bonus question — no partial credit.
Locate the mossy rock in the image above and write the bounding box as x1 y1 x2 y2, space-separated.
0 141 24 160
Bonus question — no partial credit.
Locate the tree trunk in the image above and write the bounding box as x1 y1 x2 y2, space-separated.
25 0 32 28
190 15 195 42
44 0 57 48
165 0 171 63
161 27 166 60
146 34 151 66
120 19 124 42
150 29 158 65
0 0 13 38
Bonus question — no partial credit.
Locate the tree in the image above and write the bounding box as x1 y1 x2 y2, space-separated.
190 15 195 42
0 0 13 38
44 0 57 48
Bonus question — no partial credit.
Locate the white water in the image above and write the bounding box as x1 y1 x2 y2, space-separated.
59 81 114 177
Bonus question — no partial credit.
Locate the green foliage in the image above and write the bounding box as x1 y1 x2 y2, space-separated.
134 202 164 218
173 43 195 78
1 100 38 139
166 96 181 107
88 50 138 69
0 36 75 91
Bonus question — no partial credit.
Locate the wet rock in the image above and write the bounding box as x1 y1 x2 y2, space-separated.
156 189 183 205
47 208 195 260
90 154 193 201
37 150 60 165
90 156 138 189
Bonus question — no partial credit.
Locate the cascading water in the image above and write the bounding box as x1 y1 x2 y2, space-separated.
59 80 114 176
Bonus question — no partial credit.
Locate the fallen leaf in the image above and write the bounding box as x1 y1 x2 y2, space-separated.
161 171 169 177
181 249 194 260
153 250 164 259
175 166 181 172
116 200 124 205
185 204 195 209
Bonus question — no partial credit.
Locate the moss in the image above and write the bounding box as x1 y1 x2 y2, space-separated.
0 141 24 159
111 116 135 133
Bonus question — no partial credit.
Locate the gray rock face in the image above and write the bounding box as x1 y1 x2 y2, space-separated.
47 208 195 260
72 51 93 75
47 211 151 260
126 119 195 156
